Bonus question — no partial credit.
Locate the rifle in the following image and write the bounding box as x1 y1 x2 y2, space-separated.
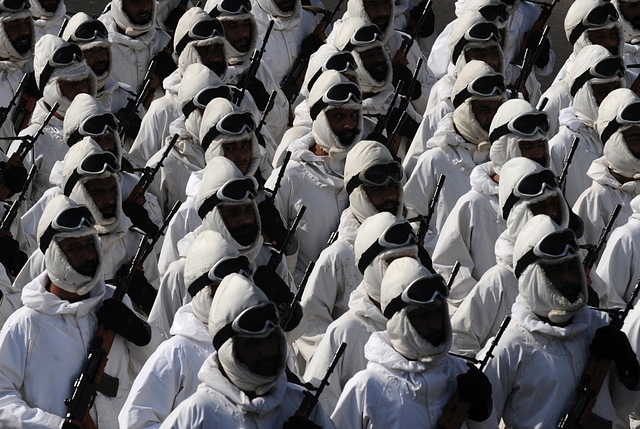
558 281 640 428
57 17 68 38
267 150 291 203
0 73 28 130
583 204 621 270
236 20 274 106
126 133 179 204
327 230 339 246
392 0 432 65
0 102 59 200
558 137 580 190
118 60 157 140
281 261 314 328
514 0 559 65
417 174 445 242
447 261 461 290
294 342 347 418
266 205 305 270
371 81 403 136
511 25 550 100
437 316 511 429
386 58 423 155
280 0 344 103
13 72 42 133
255 90 277 147
0 165 36 233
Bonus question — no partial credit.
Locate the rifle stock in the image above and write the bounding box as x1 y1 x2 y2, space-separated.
392 0 432 65
558 137 580 190
417 174 445 242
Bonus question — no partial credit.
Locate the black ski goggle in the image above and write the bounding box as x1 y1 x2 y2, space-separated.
479 4 509 23
213 301 280 350
489 111 549 142
451 21 501 63
307 51 358 92
67 113 119 147
600 101 640 144
208 0 251 17
343 24 383 51
310 81 362 120
453 73 505 108
187 254 252 297
197 176 258 219
0 0 29 12
346 161 403 194
175 18 225 56
502 168 557 220
201 111 255 151
570 56 625 97
182 85 234 118
569 2 619 45
358 221 417 274
39 205 95 252
69 20 108 42
383 274 449 319
39 43 85 90
64 151 119 196
514 228 579 278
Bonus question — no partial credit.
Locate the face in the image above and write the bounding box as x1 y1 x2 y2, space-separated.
358 46 388 82
592 80 622 105
218 201 259 246
622 125 640 158
465 45 502 72
196 43 226 76
620 1 640 30
122 0 153 25
222 139 252 174
222 19 252 54
274 0 296 12
3 17 32 55
83 46 109 78
58 234 99 277
540 258 583 303
470 98 502 132
58 78 91 101
407 301 446 346
93 132 117 155
519 139 547 167
84 176 118 220
364 181 400 214
325 107 360 147
38 0 59 12
363 0 392 32
234 330 282 377
587 27 620 55
528 194 562 225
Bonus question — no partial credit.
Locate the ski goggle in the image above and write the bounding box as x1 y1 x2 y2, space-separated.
0 0 30 13
67 113 119 147
39 43 85 90
182 85 234 118
568 2 619 45
39 205 95 252
175 18 225 56
357 221 417 274
600 100 640 144
479 4 509 23
187 254 252 297
570 56 625 97
502 168 557 220
310 81 362 120
69 19 108 42
383 274 449 319
213 301 280 349
307 51 358 92
197 176 258 219
64 151 120 196
453 73 505 108
201 111 255 151
451 21 501 63
489 111 549 142
514 228 579 278
208 0 251 17
346 161 403 194
343 23 383 51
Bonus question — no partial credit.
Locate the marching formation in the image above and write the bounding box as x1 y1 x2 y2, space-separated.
1 0 640 427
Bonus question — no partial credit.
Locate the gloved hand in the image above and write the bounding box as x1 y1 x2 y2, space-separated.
0 161 28 197
258 199 288 248
164 5 186 32
97 298 152 346
300 34 325 57
365 131 387 145
253 265 294 305
282 415 322 429
116 264 157 316
590 324 640 380
245 75 270 111
386 107 419 139
408 1 435 37
151 50 177 80
0 234 27 276
116 107 142 140
392 63 421 100
457 364 493 422
122 200 159 237
534 37 551 69
23 72 42 98
61 420 83 429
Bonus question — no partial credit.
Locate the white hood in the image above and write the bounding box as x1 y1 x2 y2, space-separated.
565 0 623 57
0 8 34 67
302 43 358 97
346 0 395 42
204 0 258 65
449 10 505 73
174 8 227 76
110 0 156 37
179 62 226 138
614 0 640 43
63 13 112 90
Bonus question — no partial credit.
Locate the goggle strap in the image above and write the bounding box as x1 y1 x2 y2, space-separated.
502 191 520 220
451 38 468 65
182 100 199 119
346 175 362 195
569 22 590 46
600 118 621 144
39 224 58 253
514 247 539 278
212 322 236 350
357 241 385 274
452 87 472 108
307 68 324 92
67 129 84 148
310 100 328 120
197 193 222 219
383 294 407 319
489 122 511 143
570 70 593 97
63 169 82 197
175 34 194 57
188 272 211 298
38 64 55 91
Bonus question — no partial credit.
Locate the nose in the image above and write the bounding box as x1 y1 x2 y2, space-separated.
345 114 357 130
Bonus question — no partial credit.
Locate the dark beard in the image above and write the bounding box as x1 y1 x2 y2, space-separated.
230 222 260 246
336 128 360 147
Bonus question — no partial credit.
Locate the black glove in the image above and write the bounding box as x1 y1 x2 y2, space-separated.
151 51 177 80
116 107 142 140
365 131 388 145
253 265 294 305
457 364 493 422
590 324 640 380
122 200 159 237
0 234 27 276
23 72 42 98
97 298 152 346
282 415 322 429
61 420 83 429
116 264 157 316
245 75 270 111
408 1 435 37
534 37 551 69
386 107 419 139
300 34 325 57
258 199 288 248
0 161 28 197
392 63 421 100
164 6 186 32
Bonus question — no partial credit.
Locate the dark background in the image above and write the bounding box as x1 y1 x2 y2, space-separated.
66 0 574 91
